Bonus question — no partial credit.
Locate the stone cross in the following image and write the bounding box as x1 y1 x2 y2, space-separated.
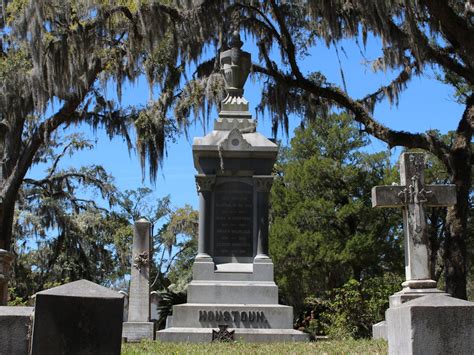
372 152 456 289
128 218 151 322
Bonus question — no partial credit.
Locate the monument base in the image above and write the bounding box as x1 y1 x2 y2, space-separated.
156 327 308 343
389 287 448 307
122 322 155 342
155 303 308 343
386 295 474 355
372 287 448 340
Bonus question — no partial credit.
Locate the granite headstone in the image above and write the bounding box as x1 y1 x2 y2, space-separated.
30 279 124 355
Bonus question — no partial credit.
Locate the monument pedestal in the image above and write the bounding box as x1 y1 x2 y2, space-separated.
373 286 449 340
122 322 154 342
389 286 448 307
386 295 474 355
157 260 308 342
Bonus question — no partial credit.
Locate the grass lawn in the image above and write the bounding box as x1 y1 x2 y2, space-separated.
122 339 387 354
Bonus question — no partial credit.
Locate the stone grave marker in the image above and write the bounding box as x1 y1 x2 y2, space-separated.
150 291 162 322
122 218 155 341
30 279 124 355
372 152 456 301
371 152 456 339
156 32 308 342
119 290 128 322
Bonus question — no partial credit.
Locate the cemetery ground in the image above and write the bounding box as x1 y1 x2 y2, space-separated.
122 339 388 354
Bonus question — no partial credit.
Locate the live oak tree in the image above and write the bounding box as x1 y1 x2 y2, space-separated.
0 0 224 268
1 1 473 301
144 1 473 299
10 134 121 299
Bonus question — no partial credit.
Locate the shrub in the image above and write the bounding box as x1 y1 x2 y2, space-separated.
300 273 402 339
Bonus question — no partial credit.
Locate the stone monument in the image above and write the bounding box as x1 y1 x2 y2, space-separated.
156 32 308 342
122 218 155 341
371 151 457 339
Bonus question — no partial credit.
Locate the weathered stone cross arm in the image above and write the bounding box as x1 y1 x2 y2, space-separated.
372 184 457 208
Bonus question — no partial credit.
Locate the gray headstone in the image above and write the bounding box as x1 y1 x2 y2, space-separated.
150 291 162 322
30 279 124 355
119 290 128 322
372 320 387 340
387 295 474 355
0 306 34 355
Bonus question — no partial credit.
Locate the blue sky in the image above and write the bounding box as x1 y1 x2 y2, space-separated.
30 35 464 213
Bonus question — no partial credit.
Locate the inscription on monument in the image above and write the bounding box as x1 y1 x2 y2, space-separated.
199 310 266 323
214 181 253 257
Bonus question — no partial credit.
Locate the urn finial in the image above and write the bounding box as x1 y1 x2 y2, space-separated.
216 32 255 132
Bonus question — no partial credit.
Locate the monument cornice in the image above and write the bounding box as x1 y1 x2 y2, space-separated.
253 175 274 192
195 174 216 192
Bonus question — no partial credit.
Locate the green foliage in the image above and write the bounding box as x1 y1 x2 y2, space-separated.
150 204 198 293
321 275 402 339
270 113 403 314
155 289 187 330
7 288 28 306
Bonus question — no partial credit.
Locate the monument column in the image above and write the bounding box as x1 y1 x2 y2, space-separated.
122 218 155 341
254 176 274 260
195 175 215 260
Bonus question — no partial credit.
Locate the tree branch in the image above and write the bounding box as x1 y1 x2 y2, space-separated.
385 13 474 84
268 0 304 81
420 0 474 68
252 63 451 163
360 60 417 111
1 59 103 206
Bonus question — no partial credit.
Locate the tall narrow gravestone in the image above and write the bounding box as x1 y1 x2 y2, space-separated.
156 32 308 342
122 218 155 341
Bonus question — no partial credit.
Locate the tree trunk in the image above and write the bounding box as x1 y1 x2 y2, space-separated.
0 200 15 251
444 99 473 300
444 152 471 300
